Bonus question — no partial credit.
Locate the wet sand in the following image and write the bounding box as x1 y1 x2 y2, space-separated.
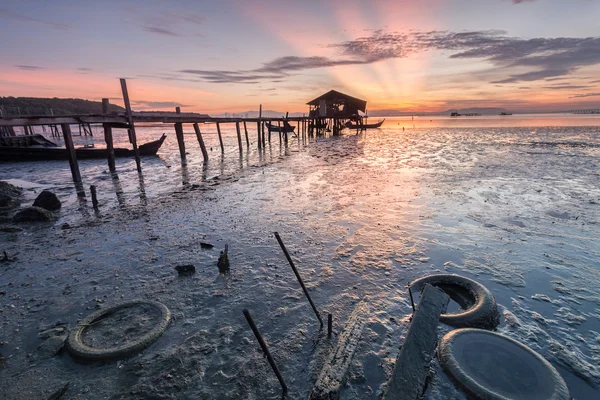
1 117 600 399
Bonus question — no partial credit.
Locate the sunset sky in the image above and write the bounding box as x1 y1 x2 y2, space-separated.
1 0 599 113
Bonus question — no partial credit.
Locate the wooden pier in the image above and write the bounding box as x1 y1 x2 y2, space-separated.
0 80 364 198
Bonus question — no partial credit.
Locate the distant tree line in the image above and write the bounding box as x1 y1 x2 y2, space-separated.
0 97 125 116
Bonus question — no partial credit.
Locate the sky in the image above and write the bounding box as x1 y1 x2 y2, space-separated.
1 0 599 113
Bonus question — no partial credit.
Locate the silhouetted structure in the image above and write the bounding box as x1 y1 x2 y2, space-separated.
307 90 367 134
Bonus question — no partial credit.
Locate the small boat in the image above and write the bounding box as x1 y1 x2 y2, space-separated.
0 134 166 162
499 112 512 116
345 118 385 129
265 121 295 133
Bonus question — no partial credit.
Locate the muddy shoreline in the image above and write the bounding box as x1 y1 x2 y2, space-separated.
1 124 600 399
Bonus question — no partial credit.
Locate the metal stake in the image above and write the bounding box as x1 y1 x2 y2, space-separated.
243 309 287 394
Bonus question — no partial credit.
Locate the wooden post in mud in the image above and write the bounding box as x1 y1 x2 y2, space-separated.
216 122 225 153
284 112 289 147
90 185 99 208
274 232 324 326
119 78 141 172
277 121 282 144
257 105 262 150
61 123 85 197
243 120 249 147
174 107 187 164
235 121 243 154
102 98 116 172
243 309 288 394
328 313 333 338
268 121 272 143
193 123 208 162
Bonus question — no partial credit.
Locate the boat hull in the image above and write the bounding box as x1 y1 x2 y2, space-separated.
0 134 166 162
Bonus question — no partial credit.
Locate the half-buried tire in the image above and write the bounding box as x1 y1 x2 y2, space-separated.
438 329 570 400
66 300 171 361
409 274 500 329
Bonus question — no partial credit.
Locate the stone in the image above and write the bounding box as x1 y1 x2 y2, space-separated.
175 264 196 275
13 207 55 223
0 181 21 208
33 190 61 211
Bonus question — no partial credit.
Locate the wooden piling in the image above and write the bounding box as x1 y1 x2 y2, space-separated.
216 122 224 153
257 104 263 150
243 309 288 394
268 121 271 143
328 313 333 338
61 123 85 197
193 123 209 162
277 121 282 143
243 120 249 147
101 98 116 172
174 107 187 164
235 121 243 154
284 112 289 147
90 185 99 208
119 78 141 172
274 232 323 326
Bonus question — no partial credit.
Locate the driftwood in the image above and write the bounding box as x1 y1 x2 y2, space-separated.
308 300 369 400
383 284 449 400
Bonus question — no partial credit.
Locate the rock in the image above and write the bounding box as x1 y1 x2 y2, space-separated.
34 328 68 360
217 245 230 274
33 190 61 211
175 264 196 275
13 207 55 222
0 181 21 208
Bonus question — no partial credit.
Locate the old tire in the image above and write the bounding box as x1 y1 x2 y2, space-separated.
438 329 570 400
409 274 500 329
66 300 171 361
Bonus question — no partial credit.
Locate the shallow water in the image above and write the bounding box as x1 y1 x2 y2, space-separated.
1 116 600 399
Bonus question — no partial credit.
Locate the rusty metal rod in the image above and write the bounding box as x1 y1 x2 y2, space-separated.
243 309 287 394
408 286 415 313
274 232 323 326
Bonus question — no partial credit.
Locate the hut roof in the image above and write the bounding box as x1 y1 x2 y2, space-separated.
306 90 367 112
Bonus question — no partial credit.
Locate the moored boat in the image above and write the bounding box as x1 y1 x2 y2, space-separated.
345 118 385 129
265 122 295 133
0 134 166 162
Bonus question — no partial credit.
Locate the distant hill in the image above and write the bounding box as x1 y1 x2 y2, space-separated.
0 97 125 116
367 107 510 117
211 110 306 118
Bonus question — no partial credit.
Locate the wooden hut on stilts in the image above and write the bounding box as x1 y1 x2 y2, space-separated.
306 90 367 135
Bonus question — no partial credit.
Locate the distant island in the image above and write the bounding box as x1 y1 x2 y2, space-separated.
0 97 125 116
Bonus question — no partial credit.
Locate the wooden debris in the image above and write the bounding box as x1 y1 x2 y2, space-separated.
308 301 369 400
383 284 449 400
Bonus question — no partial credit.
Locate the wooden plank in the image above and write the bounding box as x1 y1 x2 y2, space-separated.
61 124 85 197
174 107 187 164
102 98 116 172
193 123 208 162
216 122 224 153
383 284 449 400
119 78 141 172
308 301 369 400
